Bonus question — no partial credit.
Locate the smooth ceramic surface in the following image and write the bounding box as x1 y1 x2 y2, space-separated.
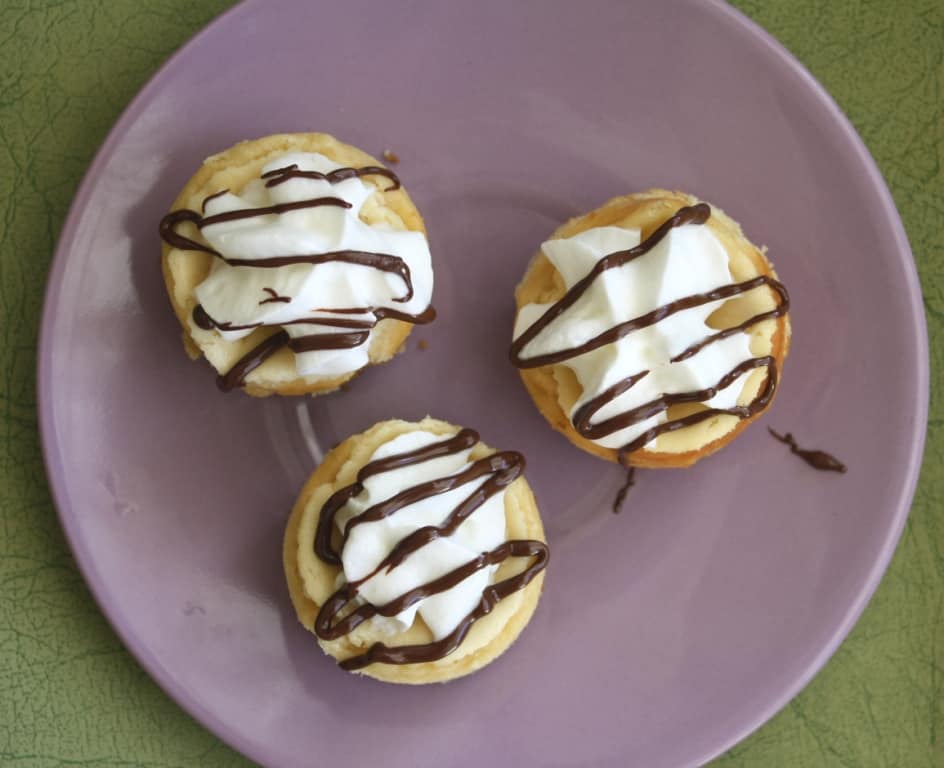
38 1 927 766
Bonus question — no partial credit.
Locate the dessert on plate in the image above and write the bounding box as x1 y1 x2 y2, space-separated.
283 417 549 684
159 133 434 396
510 189 791 469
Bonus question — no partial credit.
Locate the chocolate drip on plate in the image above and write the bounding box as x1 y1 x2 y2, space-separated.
612 467 637 514
310 428 548 669
768 428 847 473
510 203 789 460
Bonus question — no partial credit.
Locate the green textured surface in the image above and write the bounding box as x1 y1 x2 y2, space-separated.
0 0 940 766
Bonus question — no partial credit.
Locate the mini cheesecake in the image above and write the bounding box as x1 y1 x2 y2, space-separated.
510 189 790 469
159 132 435 396
283 417 549 684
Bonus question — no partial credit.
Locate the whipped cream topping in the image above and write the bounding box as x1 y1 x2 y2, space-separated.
513 220 767 452
333 431 507 640
191 152 433 378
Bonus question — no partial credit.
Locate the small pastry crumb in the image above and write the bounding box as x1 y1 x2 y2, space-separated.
382 149 400 164
418 339 429 351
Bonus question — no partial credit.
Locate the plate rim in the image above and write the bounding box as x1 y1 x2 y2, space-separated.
36 0 930 766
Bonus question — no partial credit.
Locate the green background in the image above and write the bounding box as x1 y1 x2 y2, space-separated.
1 1 940 765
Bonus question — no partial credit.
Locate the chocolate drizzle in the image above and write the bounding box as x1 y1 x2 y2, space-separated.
217 331 289 392
768 428 847 473
201 189 229 213
217 252 415 297
311 428 549 670
259 287 291 305
159 162 435 391
575 356 778 457
334 541 548 671
159 208 216 255
261 163 401 191
161 213 413 300
195 305 436 391
510 204 790 462
201 196 351 227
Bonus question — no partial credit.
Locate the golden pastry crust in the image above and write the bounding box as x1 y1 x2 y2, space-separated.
161 132 429 397
513 189 791 469
283 417 547 684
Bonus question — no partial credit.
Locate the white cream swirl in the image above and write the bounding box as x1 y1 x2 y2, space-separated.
334 431 506 640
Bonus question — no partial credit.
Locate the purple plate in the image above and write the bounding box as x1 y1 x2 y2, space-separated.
39 1 928 766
